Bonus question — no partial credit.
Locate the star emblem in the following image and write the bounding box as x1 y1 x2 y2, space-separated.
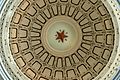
55 30 68 43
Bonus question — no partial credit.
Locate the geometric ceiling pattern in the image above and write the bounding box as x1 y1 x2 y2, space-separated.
9 0 115 80
0 0 120 80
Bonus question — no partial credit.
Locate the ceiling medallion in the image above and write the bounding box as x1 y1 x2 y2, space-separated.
55 30 68 43
41 16 82 57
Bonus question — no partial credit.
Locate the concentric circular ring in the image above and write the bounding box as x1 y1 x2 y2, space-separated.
41 16 82 57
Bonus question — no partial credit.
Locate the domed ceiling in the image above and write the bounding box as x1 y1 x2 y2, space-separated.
0 0 120 80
